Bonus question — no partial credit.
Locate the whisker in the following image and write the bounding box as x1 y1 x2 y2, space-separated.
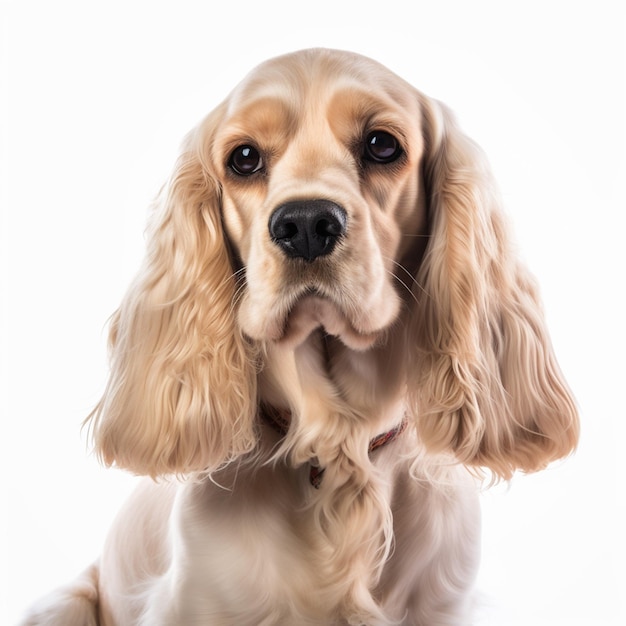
384 257 430 300
227 267 248 316
385 268 421 308
212 265 245 295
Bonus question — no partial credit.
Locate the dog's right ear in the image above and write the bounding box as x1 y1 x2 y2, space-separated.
86 104 259 478
407 94 579 480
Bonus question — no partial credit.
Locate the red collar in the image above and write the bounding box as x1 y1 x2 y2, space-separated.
261 406 407 488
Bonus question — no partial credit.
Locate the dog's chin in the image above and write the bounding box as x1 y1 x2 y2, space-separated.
278 296 381 351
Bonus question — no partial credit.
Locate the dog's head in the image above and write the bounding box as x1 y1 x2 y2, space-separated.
87 49 578 478
214 50 427 351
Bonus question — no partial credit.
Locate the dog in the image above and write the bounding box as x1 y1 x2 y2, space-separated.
21 48 579 625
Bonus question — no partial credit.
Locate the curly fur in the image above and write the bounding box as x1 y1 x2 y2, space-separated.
21 48 579 626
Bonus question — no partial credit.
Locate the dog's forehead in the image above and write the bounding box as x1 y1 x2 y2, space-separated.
228 48 415 112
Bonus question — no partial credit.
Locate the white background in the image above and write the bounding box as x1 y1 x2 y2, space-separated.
1 1 624 624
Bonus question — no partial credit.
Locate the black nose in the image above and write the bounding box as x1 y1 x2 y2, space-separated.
268 200 347 262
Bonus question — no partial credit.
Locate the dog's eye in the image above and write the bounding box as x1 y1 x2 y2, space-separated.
228 145 264 176
363 131 402 164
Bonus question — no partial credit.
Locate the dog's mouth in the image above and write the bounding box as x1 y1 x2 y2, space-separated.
237 262 402 351
277 293 381 351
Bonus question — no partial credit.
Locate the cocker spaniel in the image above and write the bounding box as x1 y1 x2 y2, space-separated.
22 48 579 625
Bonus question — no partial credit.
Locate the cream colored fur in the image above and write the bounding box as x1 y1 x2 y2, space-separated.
21 49 579 625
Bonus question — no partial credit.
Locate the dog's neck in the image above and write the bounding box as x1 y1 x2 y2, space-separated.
256 327 409 612
259 327 408 470
261 402 407 488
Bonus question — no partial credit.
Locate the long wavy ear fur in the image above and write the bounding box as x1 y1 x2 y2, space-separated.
409 95 579 480
86 108 258 477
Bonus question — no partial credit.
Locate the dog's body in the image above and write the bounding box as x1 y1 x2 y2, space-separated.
95 438 480 625
22 49 578 625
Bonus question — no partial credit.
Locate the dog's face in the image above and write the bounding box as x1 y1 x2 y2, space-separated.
212 50 428 350
89 48 578 480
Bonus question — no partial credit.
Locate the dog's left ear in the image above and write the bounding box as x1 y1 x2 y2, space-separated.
408 95 579 479
86 105 259 478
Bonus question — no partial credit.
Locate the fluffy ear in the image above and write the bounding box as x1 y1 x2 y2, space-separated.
408 96 579 479
86 108 258 477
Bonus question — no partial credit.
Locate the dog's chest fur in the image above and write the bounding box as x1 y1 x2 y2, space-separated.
167 335 481 624
174 440 480 625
